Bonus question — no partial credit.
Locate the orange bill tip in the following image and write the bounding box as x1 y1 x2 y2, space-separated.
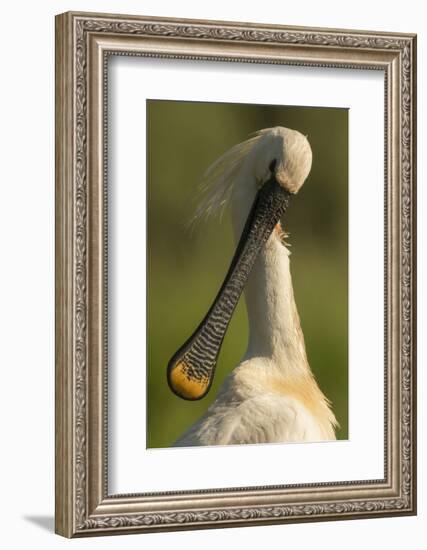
168 361 210 401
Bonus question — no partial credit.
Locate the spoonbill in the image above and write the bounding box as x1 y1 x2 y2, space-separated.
167 127 338 446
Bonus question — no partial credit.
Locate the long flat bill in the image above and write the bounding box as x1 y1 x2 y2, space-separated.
167 176 291 400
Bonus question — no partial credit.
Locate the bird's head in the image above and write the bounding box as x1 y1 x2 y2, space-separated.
189 127 312 230
167 127 312 401
252 127 312 194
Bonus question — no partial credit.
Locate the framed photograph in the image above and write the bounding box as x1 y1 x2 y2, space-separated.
55 11 417 537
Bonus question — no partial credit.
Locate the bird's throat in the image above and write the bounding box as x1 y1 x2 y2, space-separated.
241 231 310 376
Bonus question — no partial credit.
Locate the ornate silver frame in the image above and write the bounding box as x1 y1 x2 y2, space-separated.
55 11 417 537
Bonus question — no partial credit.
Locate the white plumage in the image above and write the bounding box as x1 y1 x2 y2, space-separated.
174 127 338 447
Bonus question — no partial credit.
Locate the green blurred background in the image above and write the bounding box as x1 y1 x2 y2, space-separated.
147 100 348 447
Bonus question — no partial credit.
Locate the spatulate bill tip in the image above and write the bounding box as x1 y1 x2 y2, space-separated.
167 359 212 401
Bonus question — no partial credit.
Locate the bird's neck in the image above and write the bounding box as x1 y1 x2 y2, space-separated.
232 193 311 378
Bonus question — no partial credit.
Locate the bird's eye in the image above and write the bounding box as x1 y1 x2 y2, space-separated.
269 159 277 173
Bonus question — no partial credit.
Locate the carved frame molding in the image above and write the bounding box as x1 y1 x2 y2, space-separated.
55 11 416 537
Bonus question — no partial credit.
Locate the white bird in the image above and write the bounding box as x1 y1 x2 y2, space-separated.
167 127 338 446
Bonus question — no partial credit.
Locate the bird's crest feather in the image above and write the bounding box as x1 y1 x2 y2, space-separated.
188 129 270 228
